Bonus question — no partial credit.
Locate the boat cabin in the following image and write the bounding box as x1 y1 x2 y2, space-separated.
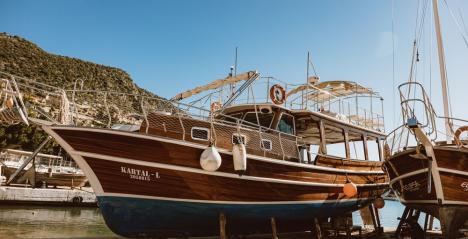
217 103 386 164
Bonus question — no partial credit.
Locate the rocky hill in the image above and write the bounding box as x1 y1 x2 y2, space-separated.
0 33 163 152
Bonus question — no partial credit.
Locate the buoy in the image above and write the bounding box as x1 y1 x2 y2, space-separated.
343 180 357 197
232 142 247 175
374 196 385 209
6 97 14 109
200 145 222 171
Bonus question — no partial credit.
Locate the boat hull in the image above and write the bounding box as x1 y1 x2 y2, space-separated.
98 196 369 237
384 146 468 238
44 126 387 237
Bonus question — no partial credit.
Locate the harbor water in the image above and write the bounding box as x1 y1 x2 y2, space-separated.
0 200 440 238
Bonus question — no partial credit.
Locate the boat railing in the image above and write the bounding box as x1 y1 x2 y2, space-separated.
384 124 412 155
192 76 385 132
287 84 385 132
397 82 438 139
1 73 306 161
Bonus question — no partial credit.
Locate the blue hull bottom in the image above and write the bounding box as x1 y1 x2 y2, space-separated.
98 196 369 238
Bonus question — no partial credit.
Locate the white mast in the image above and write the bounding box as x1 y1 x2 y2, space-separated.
432 0 452 143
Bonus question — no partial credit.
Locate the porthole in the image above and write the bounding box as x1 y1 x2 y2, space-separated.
261 139 272 151
191 127 209 141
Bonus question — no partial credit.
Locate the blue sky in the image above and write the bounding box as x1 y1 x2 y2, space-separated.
1 0 467 130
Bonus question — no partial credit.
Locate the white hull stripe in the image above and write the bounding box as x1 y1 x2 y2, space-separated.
74 150 388 188
438 167 468 177
101 192 372 205
389 167 468 187
49 126 384 175
389 168 428 186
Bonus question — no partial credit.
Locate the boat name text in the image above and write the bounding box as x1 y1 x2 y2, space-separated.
402 181 421 192
121 166 160 181
461 182 468 192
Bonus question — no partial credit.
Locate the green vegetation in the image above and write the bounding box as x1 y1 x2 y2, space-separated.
0 32 162 153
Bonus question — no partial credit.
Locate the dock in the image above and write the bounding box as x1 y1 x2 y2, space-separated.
0 184 96 206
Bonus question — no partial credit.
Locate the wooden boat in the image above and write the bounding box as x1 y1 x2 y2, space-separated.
383 0 468 237
38 70 388 237
0 149 88 188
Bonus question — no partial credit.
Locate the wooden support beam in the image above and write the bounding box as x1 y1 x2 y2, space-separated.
219 213 226 239
270 217 278 239
373 204 383 233
362 134 369 161
395 206 411 236
424 213 430 234
428 215 434 230
368 204 378 231
317 120 327 154
374 205 381 228
343 129 350 159
313 218 323 239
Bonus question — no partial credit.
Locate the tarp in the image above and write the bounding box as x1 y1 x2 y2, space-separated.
287 80 376 103
171 71 258 101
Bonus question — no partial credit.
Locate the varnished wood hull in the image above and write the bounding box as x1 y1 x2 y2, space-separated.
43 126 388 237
384 146 468 238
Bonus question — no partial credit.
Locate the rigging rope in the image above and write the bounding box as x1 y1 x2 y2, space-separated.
392 0 396 127
443 0 468 48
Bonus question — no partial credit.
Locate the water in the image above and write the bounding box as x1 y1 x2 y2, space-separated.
0 206 118 238
0 201 440 238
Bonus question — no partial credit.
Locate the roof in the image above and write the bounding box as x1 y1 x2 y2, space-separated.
287 81 376 103
171 71 258 101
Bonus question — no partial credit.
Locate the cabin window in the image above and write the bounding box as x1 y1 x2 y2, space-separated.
366 135 382 161
261 139 272 151
191 127 209 141
348 131 366 160
232 134 246 145
243 112 275 128
277 113 295 135
326 142 348 158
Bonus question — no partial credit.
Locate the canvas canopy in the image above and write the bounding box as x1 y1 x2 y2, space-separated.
171 71 258 101
287 81 375 103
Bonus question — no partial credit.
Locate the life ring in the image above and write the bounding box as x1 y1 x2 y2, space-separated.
210 102 222 112
454 126 468 148
269 84 286 105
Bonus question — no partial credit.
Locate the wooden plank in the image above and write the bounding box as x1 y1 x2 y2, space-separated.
313 218 322 239
271 217 278 239
219 213 226 239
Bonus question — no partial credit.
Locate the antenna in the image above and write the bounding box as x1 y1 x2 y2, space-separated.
234 47 238 77
230 47 239 96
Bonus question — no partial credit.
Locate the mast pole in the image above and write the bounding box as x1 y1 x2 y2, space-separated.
432 0 452 143
305 51 310 109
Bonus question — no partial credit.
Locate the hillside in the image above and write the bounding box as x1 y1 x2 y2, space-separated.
0 33 162 152
0 33 155 95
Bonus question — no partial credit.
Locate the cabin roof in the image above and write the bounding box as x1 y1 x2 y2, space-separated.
287 80 377 103
221 103 290 115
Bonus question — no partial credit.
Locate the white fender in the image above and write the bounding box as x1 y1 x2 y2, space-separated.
200 146 222 171
233 143 247 175
299 147 308 163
